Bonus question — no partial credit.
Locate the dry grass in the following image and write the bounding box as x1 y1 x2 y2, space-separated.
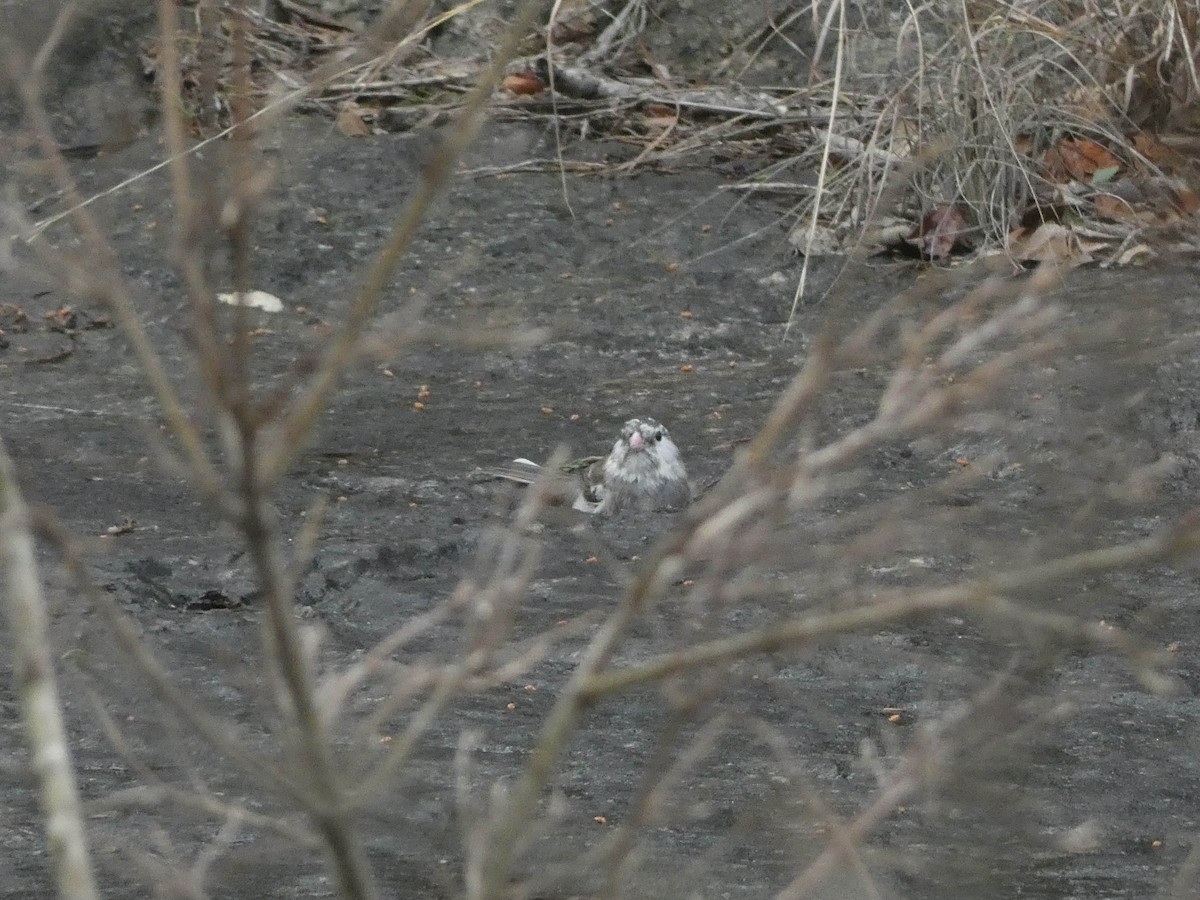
788 0 1200 262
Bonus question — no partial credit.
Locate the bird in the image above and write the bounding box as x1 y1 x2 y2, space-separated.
485 417 691 515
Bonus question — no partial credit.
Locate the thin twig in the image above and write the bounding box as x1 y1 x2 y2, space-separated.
0 435 100 900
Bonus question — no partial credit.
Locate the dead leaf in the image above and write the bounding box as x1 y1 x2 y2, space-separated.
335 102 372 137
44 306 77 332
1092 176 1200 224
908 204 972 261
502 71 545 96
1092 193 1139 223
1120 67 1171 131
1006 222 1097 267
860 216 912 251
643 105 678 130
0 304 28 332
1043 138 1121 184
789 221 845 256
1131 131 1190 173
1173 187 1200 215
549 14 594 43
548 0 596 43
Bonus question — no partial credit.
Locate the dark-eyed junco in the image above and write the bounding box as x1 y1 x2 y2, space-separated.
486 417 691 514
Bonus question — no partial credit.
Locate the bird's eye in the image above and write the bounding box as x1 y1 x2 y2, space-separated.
654 430 664 442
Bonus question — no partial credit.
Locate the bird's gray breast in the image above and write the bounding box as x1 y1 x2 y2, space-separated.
601 475 691 514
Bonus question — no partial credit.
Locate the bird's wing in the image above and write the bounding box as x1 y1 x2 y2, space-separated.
483 455 605 484
479 459 546 485
479 455 608 514
560 455 605 475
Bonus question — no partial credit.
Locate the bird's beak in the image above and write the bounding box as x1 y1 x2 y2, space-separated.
628 431 644 452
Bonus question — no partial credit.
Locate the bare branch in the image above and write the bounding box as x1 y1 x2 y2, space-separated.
0 435 100 900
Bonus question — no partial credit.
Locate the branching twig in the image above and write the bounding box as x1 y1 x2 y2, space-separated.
0 436 100 900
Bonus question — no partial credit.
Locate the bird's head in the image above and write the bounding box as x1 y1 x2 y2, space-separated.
610 418 684 477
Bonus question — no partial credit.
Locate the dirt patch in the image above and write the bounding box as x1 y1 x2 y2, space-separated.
3 107 1200 900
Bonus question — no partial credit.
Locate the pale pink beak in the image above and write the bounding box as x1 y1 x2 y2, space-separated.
628 430 644 451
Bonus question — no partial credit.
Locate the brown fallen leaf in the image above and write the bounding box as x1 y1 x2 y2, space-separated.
335 101 372 137
1092 192 1139 223
1092 176 1200 224
1043 138 1121 183
0 304 29 333
502 70 545 96
908 204 972 261
1005 222 1103 267
1131 131 1190 173
549 12 595 43
44 306 77 332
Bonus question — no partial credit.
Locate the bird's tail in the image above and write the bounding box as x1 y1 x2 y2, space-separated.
478 459 545 485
